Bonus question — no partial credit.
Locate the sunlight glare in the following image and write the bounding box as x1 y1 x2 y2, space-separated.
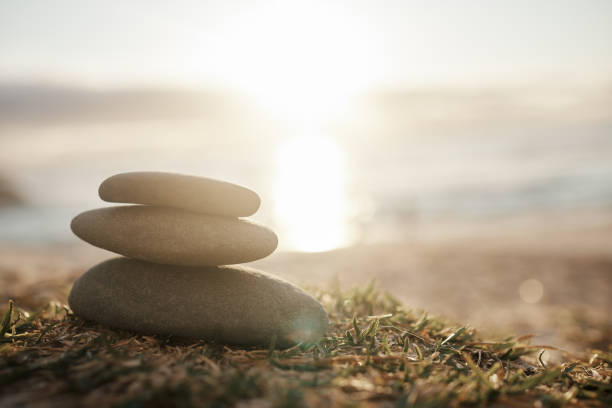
274 136 350 252
207 2 383 122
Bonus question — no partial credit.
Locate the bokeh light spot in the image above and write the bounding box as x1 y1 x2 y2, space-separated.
519 279 544 304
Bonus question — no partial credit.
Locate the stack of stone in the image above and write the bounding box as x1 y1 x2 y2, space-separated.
69 172 328 347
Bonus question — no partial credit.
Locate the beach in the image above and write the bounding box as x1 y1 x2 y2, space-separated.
2 3 611 405
2 206 610 358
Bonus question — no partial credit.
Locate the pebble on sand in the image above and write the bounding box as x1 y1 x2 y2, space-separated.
68 258 329 347
0 175 22 207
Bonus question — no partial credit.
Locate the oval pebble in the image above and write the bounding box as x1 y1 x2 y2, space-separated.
99 172 260 217
68 258 329 347
71 206 277 266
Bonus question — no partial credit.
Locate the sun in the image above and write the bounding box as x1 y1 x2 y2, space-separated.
208 2 383 121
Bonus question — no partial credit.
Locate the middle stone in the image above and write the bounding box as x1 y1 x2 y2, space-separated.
71 206 278 266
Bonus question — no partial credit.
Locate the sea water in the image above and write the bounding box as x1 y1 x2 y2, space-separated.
1 118 611 250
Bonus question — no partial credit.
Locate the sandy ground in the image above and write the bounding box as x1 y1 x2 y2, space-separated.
1 208 610 356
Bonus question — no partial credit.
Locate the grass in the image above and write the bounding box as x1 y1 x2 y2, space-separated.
0 280 610 407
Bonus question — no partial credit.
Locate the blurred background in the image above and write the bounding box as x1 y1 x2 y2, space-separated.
1 1 611 352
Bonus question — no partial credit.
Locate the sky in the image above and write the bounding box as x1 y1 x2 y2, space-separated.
1 0 611 93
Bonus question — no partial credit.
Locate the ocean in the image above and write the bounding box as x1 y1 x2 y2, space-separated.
1 102 611 251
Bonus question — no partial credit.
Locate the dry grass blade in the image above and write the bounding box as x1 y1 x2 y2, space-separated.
0 282 610 407
0 300 13 337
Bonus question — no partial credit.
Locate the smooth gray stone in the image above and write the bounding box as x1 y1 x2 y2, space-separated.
99 172 260 217
68 258 329 347
71 206 277 266
0 175 22 207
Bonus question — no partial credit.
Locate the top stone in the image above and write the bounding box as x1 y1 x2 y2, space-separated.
99 172 260 217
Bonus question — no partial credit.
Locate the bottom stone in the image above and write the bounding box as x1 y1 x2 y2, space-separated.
68 258 328 347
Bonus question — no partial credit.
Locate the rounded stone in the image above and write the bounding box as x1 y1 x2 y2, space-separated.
68 258 329 347
0 175 22 207
99 172 260 217
71 206 277 266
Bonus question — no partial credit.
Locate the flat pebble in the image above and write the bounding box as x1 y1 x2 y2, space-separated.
99 172 260 217
71 206 277 266
68 258 329 347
